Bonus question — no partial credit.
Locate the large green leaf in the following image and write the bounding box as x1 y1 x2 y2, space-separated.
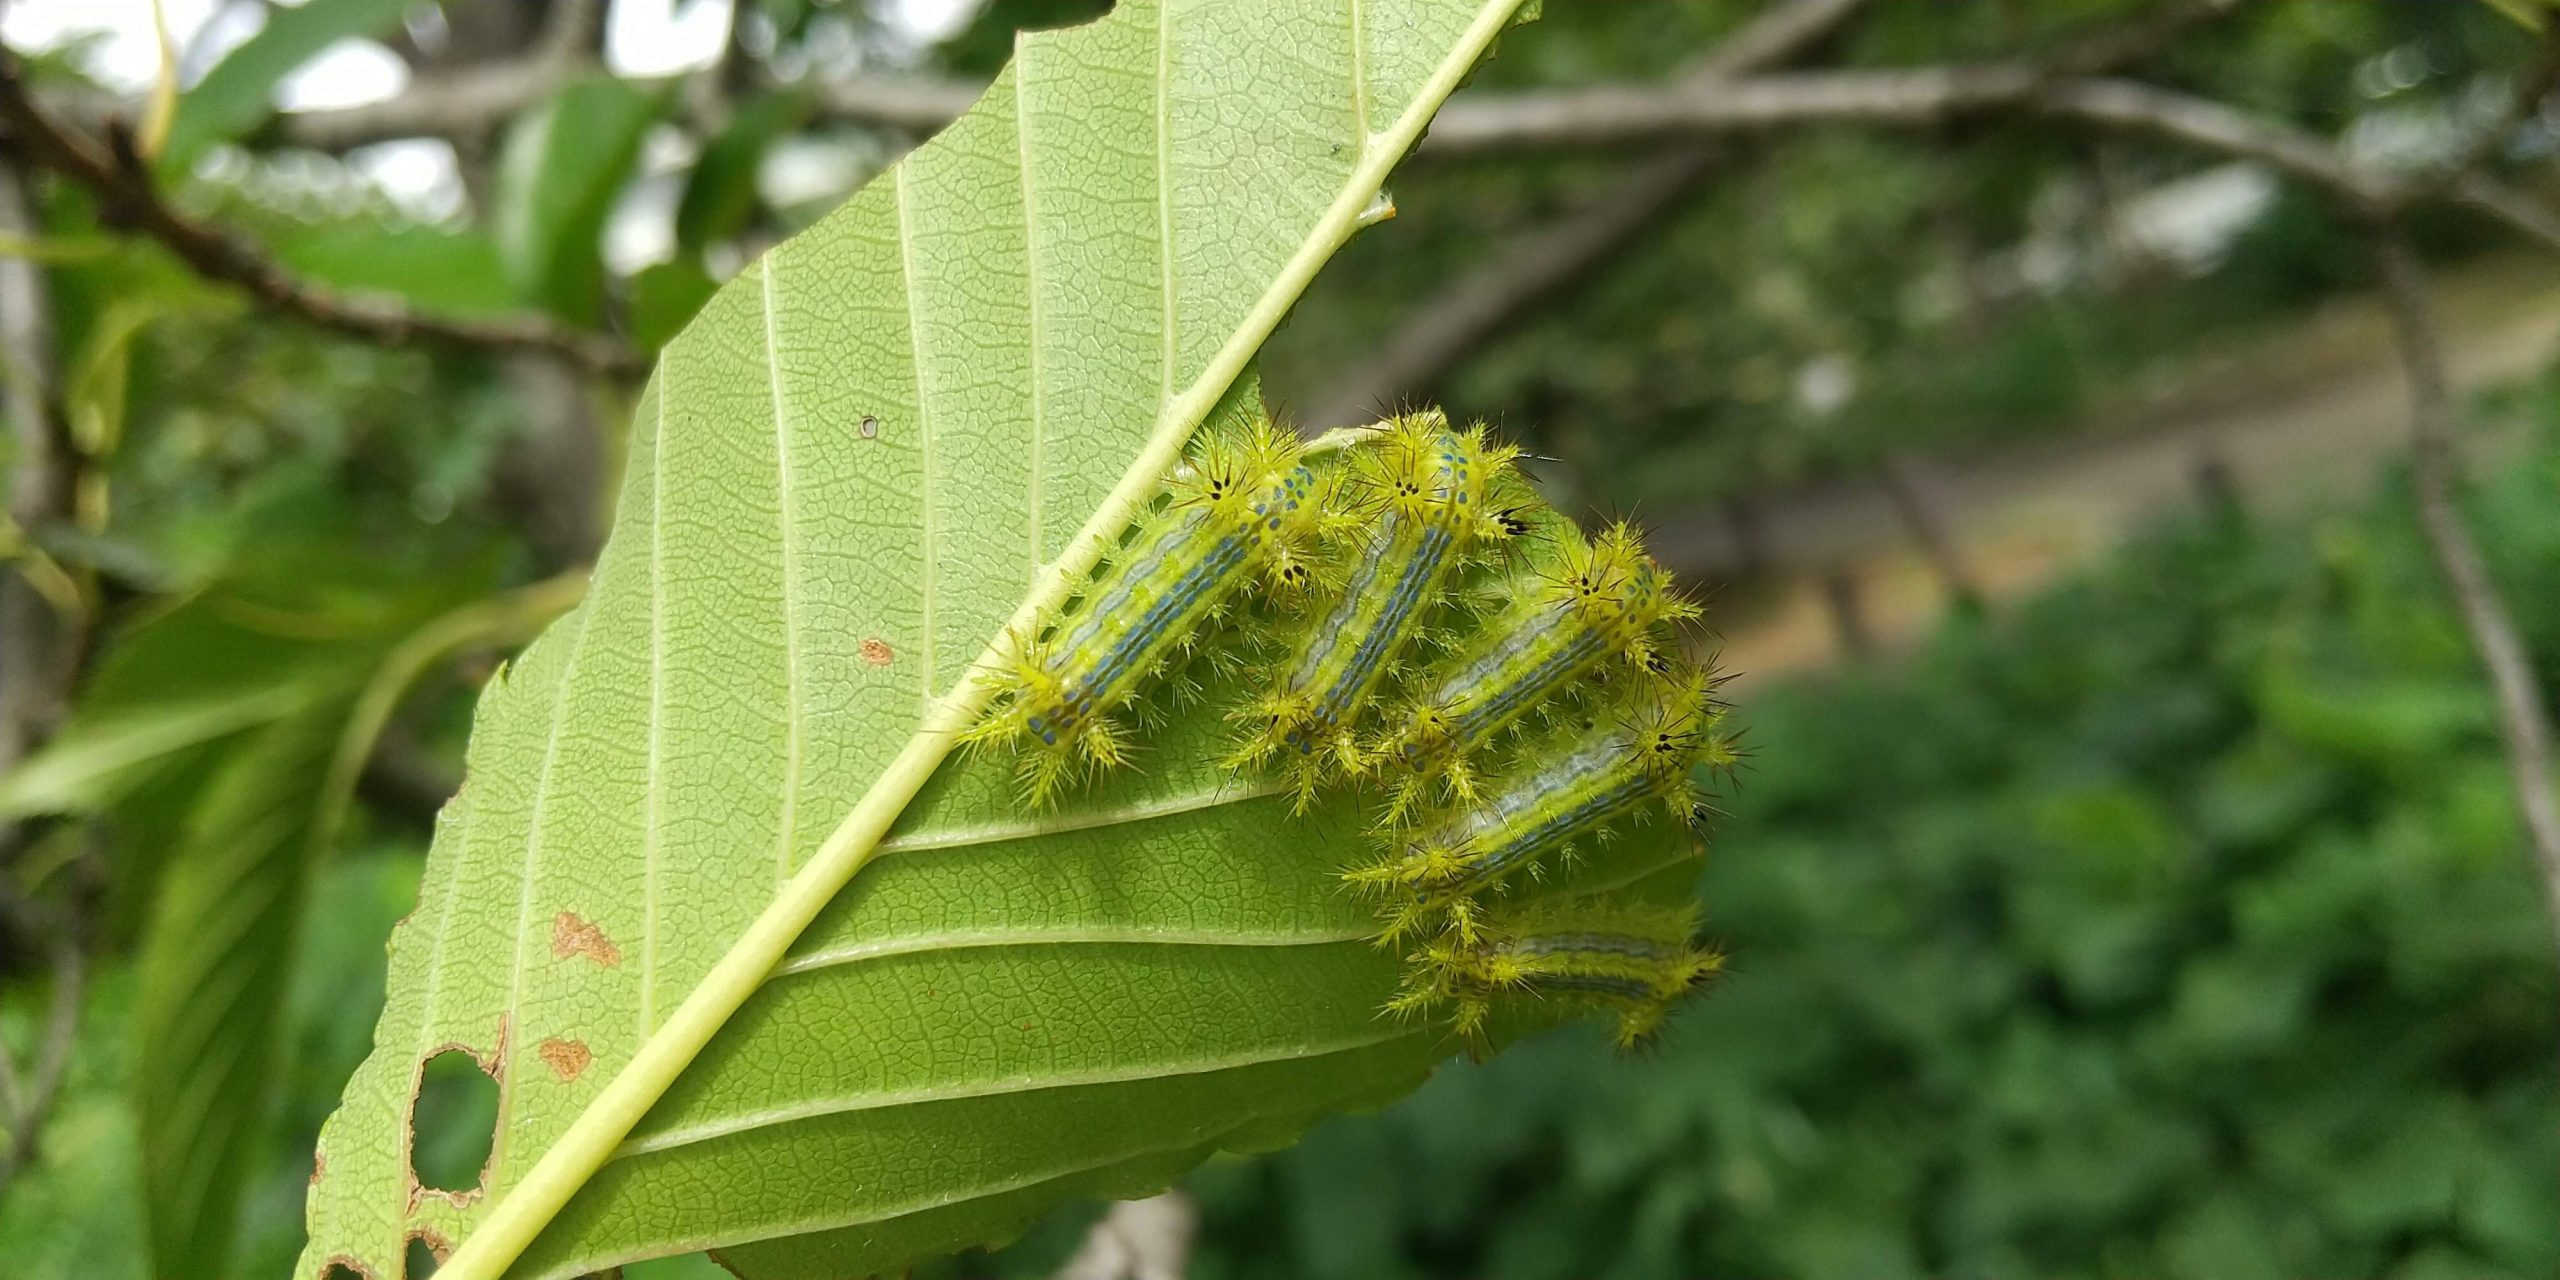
300 5 1575 1277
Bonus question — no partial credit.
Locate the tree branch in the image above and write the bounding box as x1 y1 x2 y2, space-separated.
2369 225 2560 958
0 51 647 379
273 0 608 152
0 155 79 782
1299 0 2249 428
1398 66 2560 251
1299 0 1881 427
0 154 85 1206
0 886 84 1203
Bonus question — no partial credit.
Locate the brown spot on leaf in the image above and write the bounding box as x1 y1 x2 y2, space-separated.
537 1037 594 1082
551 912 622 966
310 1149 326 1186
860 637 895 666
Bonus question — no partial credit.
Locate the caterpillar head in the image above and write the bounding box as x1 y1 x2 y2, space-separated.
1540 522 1700 667
1348 411 1528 549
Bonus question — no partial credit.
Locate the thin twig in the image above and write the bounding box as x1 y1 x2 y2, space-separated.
2370 226 2560 957
1300 0 2249 427
0 51 647 379
1402 66 2560 252
0 154 79 781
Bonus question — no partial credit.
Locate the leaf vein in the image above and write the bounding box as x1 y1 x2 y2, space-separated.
878 778 1284 855
609 1028 1410 1159
762 259 808 888
896 165 939 709
1016 51 1048 576
774 923 1375 977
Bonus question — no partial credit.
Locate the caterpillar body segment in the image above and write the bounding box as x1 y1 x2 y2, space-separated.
1373 521 1699 823
1350 666 1732 944
964 413 1346 807
1227 412 1531 808
1386 902 1721 1047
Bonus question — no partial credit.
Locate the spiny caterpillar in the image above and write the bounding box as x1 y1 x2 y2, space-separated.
1372 520 1697 823
964 394 1730 1048
964 402 1346 806
1348 667 1732 947
1386 901 1722 1048
1226 410 1533 808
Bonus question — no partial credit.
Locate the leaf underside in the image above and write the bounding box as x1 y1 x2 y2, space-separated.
295 5 1692 1278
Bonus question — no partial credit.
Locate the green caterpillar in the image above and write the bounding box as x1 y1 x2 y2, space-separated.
965 406 1347 807
1226 411 1534 808
1371 520 1697 824
1388 901 1722 1048
1349 667 1732 946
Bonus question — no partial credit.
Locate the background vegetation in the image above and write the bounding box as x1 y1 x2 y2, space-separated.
2 0 2558 1276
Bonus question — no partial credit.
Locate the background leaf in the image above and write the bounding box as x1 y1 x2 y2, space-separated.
273 226 521 319
673 89 816 261
627 260 718 351
492 76 665 326
159 0 415 169
298 4 1558 1276
131 705 344 1275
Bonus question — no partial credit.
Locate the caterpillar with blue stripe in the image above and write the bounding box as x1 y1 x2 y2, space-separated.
1371 520 1697 824
964 394 1349 807
1225 410 1534 809
1388 901 1722 1047
1350 666 1732 946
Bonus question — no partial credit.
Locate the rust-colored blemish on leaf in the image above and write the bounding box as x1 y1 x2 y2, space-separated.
537 1037 593 1082
860 637 895 666
408 1229 451 1265
551 911 622 967
310 1149 326 1187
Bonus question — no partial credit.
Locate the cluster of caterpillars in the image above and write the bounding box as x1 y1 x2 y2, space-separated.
964 392 1733 1047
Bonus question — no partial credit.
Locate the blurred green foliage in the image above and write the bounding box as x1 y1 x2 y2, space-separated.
1160 382 2560 1280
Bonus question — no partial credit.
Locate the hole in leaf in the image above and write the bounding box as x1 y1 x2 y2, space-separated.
321 1266 366 1280
409 1049 498 1193
404 1238 441 1279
